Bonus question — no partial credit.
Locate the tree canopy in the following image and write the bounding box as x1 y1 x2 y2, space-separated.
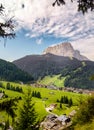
0 4 15 40
53 0 94 14
14 89 38 130
73 95 94 125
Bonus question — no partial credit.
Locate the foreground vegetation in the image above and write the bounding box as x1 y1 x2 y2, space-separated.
71 95 94 130
0 81 80 126
73 120 94 130
0 81 94 129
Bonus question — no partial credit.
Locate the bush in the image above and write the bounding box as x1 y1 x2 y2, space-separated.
32 91 41 99
73 96 94 125
0 82 4 88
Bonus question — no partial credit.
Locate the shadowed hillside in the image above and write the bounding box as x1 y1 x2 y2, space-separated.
0 59 33 82
13 53 94 89
13 53 82 80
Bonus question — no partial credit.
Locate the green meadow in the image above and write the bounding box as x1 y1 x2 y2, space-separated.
0 81 87 125
38 75 66 87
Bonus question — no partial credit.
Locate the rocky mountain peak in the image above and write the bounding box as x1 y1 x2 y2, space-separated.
43 42 89 61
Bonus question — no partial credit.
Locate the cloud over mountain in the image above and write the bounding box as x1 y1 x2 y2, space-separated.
0 0 94 60
0 0 94 41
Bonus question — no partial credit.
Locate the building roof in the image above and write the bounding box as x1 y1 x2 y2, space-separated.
57 115 68 122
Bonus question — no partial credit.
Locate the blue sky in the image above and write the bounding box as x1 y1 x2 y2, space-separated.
0 30 67 61
0 0 94 61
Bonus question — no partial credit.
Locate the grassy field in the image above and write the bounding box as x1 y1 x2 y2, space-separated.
0 81 87 126
73 119 94 130
38 75 66 87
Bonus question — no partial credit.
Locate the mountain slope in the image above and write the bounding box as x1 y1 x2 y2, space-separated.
0 59 33 82
38 60 94 89
13 53 94 89
13 53 82 80
63 61 94 89
43 43 88 61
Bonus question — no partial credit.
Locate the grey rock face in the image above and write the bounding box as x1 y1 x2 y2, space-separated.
43 43 88 61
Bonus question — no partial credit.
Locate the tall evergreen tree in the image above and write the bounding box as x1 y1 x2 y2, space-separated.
60 103 62 109
68 98 73 107
15 88 38 130
6 82 11 90
32 91 35 97
60 96 64 103
37 92 41 99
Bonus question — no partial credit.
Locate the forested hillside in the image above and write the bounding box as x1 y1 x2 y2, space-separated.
61 61 94 89
13 54 94 89
13 53 82 80
0 59 33 82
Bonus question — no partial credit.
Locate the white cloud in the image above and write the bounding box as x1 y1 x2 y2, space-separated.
0 0 94 60
71 38 94 61
36 38 43 45
0 0 93 40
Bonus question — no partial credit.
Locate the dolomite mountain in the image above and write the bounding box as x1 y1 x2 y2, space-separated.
43 43 88 61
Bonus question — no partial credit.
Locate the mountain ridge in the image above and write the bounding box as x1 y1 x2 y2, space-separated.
13 42 94 89
43 42 89 61
13 53 83 80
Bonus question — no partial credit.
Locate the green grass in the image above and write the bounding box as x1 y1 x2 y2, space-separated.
38 75 66 87
0 81 87 125
25 87 82 105
34 99 48 122
74 119 94 130
53 105 78 115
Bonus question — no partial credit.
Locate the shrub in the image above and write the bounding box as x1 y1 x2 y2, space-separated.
73 96 94 125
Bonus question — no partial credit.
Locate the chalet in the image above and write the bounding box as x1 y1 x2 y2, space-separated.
55 115 71 125
41 121 57 130
41 114 71 130
46 104 57 112
41 114 58 130
50 104 57 108
47 85 57 90
46 114 57 121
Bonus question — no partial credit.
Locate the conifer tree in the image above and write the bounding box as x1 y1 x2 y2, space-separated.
15 88 38 130
6 82 11 90
32 91 35 97
60 103 62 109
37 92 41 99
60 96 64 103
0 4 15 39
68 98 73 107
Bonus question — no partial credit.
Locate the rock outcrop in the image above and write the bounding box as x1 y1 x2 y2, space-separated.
43 43 88 61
